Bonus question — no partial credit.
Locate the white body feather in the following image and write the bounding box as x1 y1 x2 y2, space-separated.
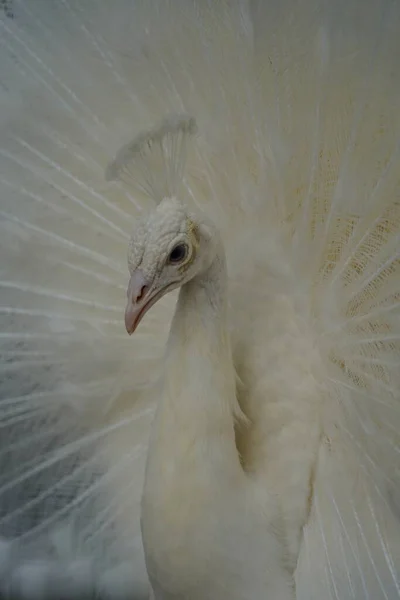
140 247 293 599
0 1 399 599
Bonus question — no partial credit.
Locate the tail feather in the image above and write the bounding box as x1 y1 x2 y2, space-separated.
0 1 399 599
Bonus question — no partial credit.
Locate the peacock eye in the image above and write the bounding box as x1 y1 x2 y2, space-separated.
168 243 188 265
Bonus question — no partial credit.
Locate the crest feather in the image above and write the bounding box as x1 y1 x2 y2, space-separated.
105 115 197 204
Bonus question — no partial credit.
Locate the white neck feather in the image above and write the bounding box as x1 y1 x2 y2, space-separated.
144 242 243 487
165 246 242 431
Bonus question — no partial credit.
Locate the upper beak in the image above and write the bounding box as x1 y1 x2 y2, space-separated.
124 269 152 335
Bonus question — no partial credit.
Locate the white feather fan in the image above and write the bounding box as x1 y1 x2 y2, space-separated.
0 1 399 598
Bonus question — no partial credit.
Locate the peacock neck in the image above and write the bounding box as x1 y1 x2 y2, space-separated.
158 244 241 446
176 251 229 337
141 246 246 597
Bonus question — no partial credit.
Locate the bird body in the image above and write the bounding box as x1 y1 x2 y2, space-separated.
0 1 399 599
125 199 294 599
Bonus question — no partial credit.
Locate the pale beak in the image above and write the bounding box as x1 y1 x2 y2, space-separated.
125 269 152 335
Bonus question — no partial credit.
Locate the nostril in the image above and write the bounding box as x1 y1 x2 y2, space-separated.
136 285 149 303
127 270 150 304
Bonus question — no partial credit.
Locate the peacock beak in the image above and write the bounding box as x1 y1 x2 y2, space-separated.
125 270 177 335
125 270 152 335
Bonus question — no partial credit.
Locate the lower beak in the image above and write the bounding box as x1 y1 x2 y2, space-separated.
124 302 141 335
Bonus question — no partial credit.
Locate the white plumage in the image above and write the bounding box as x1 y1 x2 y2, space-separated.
0 1 399 599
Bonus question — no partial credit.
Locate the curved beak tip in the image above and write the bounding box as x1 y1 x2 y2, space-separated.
124 307 136 335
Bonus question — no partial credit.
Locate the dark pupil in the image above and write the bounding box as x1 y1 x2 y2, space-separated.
169 244 186 263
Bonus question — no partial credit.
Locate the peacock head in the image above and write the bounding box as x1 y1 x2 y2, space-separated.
124 197 214 335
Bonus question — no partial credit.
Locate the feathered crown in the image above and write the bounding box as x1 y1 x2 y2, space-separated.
105 115 197 204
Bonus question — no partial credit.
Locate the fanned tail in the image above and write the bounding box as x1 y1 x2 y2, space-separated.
0 1 399 599
255 1 400 596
